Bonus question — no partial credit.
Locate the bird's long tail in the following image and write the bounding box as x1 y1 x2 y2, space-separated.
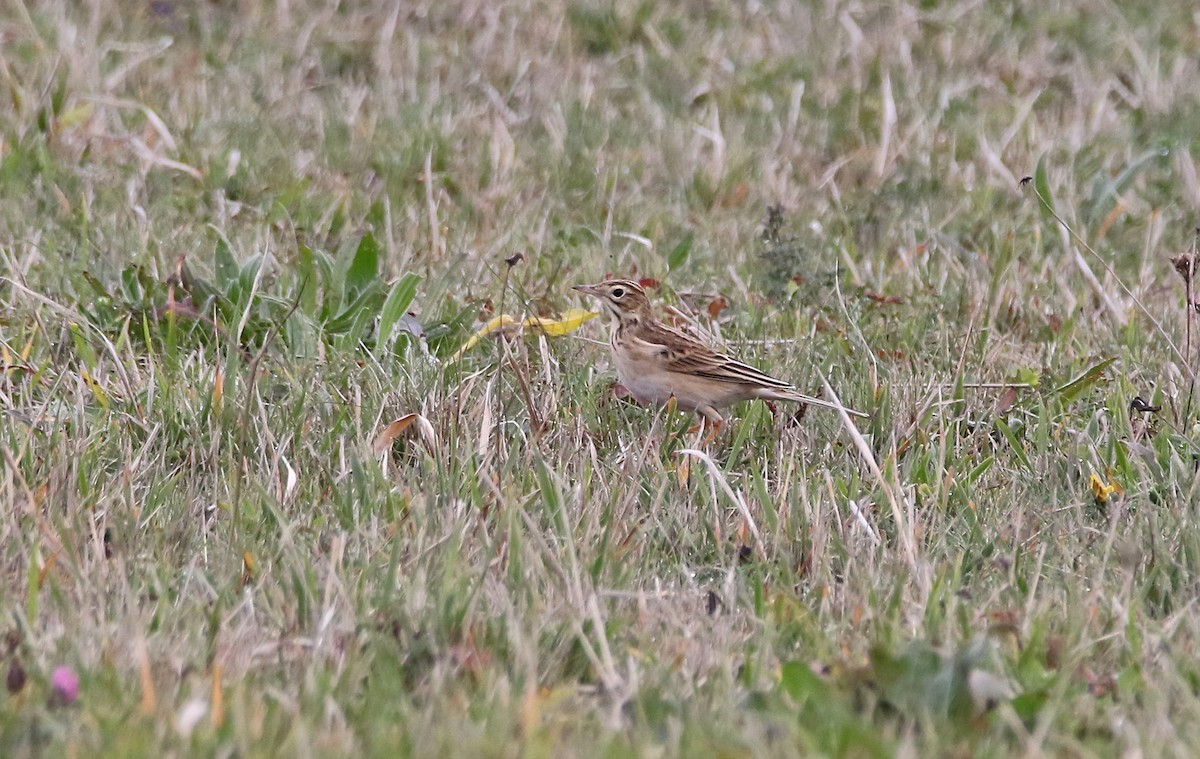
761 388 869 419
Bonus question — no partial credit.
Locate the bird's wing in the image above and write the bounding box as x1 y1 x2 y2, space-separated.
641 323 793 389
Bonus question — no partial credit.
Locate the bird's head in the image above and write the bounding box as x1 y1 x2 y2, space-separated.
572 279 653 323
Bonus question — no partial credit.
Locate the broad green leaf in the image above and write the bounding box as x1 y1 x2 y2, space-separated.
1010 688 1051 724
238 254 264 292
1033 155 1056 221
377 272 421 347
310 248 339 320
120 265 145 304
870 641 941 714
993 417 1032 472
214 235 239 287
964 455 995 486
296 244 319 316
80 271 111 300
58 102 93 129
69 322 99 369
1087 147 1168 224
325 281 385 335
1055 357 1116 404
666 232 694 271
345 232 380 297
1012 367 1040 387
780 661 828 702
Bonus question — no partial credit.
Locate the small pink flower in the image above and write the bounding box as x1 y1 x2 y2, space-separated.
50 666 79 705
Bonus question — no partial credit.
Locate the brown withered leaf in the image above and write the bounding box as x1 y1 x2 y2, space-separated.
706 295 729 319
373 414 418 452
1080 666 1118 698
1171 254 1197 285
6 659 26 694
373 413 437 452
865 291 904 305
241 552 256 587
996 386 1018 414
717 182 750 208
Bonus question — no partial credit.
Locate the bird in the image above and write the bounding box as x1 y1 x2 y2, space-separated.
572 279 866 431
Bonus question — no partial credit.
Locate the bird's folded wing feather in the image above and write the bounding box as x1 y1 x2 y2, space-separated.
644 324 793 389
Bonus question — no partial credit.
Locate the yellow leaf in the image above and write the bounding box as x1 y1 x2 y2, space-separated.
452 315 517 360
675 455 690 487
522 308 598 336
57 103 93 129
80 368 110 408
242 551 256 585
1089 473 1117 504
1105 468 1125 495
212 368 224 411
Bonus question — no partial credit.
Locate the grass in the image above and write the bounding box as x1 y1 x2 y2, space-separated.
3 0 1200 755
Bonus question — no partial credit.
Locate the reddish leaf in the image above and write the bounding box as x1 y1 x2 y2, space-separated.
865 291 904 305
996 386 1018 413
1045 635 1065 670
717 182 750 208
706 296 729 318
372 414 418 452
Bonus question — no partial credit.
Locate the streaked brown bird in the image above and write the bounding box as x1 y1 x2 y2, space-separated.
573 279 866 429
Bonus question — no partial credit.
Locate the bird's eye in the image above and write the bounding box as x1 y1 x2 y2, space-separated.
611 287 625 298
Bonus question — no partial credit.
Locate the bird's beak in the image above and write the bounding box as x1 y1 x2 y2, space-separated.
572 283 600 296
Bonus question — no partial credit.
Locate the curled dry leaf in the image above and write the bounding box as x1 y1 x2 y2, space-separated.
453 309 597 360
1089 473 1119 504
373 413 437 452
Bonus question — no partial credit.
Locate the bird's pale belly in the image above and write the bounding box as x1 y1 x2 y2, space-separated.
613 351 679 406
614 356 739 412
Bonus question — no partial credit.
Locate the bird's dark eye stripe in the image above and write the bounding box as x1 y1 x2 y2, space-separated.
611 287 625 298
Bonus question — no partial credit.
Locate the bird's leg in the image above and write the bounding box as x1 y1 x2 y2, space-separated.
689 406 724 447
